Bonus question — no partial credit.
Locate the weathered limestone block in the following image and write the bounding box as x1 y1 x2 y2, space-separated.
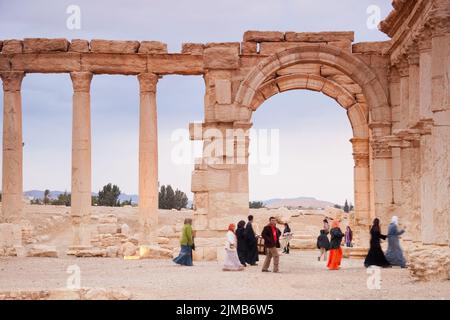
82 288 131 300
328 40 352 52
191 170 231 192
119 241 138 256
147 54 204 75
409 245 450 281
1 40 23 54
181 43 204 55
342 246 369 258
243 31 284 42
97 223 118 234
11 53 81 72
276 63 321 76
352 41 391 54
105 246 119 257
69 39 89 53
139 245 173 259
158 225 177 238
207 192 248 217
26 244 58 257
138 41 167 54
215 79 232 104
23 38 69 53
204 45 239 69
156 237 170 245
90 39 139 53
285 31 354 42
0 223 22 247
74 248 107 257
98 215 118 224
289 239 316 250
241 42 257 54
259 42 309 56
81 53 146 74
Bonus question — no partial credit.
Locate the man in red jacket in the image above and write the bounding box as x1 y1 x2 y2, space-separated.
261 217 282 273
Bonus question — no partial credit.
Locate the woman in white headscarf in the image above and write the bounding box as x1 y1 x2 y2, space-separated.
385 216 407 268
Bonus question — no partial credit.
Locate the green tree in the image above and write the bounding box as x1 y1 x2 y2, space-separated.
343 199 350 213
121 198 133 206
174 189 188 210
43 189 50 205
158 185 188 210
249 201 265 209
97 183 121 207
50 191 71 206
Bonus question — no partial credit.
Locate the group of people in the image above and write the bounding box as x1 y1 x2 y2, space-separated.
173 214 407 272
364 216 407 268
316 219 347 270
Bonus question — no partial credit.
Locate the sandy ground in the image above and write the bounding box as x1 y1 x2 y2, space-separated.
1 250 449 300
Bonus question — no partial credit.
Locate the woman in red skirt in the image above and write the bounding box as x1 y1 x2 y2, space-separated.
327 220 344 270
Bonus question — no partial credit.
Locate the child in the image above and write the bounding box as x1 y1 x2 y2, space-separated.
316 229 330 261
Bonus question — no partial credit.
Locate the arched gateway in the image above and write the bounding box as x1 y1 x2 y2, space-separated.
0 0 449 279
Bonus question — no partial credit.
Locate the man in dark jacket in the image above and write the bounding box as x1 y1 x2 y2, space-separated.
261 217 282 273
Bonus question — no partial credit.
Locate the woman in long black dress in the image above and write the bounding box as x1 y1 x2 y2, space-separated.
364 218 390 268
236 220 248 266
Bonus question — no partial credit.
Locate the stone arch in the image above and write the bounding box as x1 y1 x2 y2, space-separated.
235 44 388 225
250 73 369 138
235 44 390 126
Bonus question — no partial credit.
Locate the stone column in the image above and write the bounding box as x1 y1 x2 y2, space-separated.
70 72 93 249
429 18 450 245
137 73 159 244
417 30 435 244
0 72 25 224
351 138 371 226
407 45 420 128
369 123 394 228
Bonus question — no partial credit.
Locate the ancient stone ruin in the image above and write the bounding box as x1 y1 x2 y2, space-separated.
0 0 449 280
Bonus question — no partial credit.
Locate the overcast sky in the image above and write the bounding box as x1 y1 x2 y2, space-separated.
0 0 392 204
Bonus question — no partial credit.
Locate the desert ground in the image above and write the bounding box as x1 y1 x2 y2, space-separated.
0 204 449 299
1 251 450 299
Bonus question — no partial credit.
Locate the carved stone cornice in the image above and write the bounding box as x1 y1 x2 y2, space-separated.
0 71 25 92
411 118 433 135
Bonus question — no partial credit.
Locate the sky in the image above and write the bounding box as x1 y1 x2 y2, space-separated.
0 0 392 204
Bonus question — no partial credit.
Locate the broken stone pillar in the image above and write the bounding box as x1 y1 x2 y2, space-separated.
429 19 450 245
70 72 93 249
0 71 25 225
137 73 159 244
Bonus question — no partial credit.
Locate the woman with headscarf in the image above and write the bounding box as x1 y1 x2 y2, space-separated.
364 218 390 268
327 220 344 270
281 223 293 254
223 224 245 271
345 225 353 247
385 216 407 268
235 220 248 266
173 218 194 266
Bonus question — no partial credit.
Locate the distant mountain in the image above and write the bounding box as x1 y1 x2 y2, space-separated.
262 196 336 209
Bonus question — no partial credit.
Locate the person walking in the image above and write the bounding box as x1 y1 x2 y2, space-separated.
317 229 330 261
261 217 281 273
236 220 248 266
327 220 344 270
345 225 353 247
223 224 245 271
281 223 292 254
173 218 194 266
323 218 330 234
385 216 407 268
245 215 259 265
364 218 390 268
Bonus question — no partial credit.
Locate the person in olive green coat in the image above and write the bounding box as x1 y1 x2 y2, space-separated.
173 218 194 266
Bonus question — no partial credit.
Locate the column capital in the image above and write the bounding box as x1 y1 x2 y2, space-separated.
138 73 158 93
70 72 93 92
0 71 25 92
418 27 432 52
395 58 409 77
429 6 450 37
406 44 420 65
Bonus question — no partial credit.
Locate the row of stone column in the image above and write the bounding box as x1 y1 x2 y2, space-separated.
387 21 450 245
0 71 160 248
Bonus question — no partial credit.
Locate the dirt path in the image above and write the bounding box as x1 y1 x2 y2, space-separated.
1 250 448 300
